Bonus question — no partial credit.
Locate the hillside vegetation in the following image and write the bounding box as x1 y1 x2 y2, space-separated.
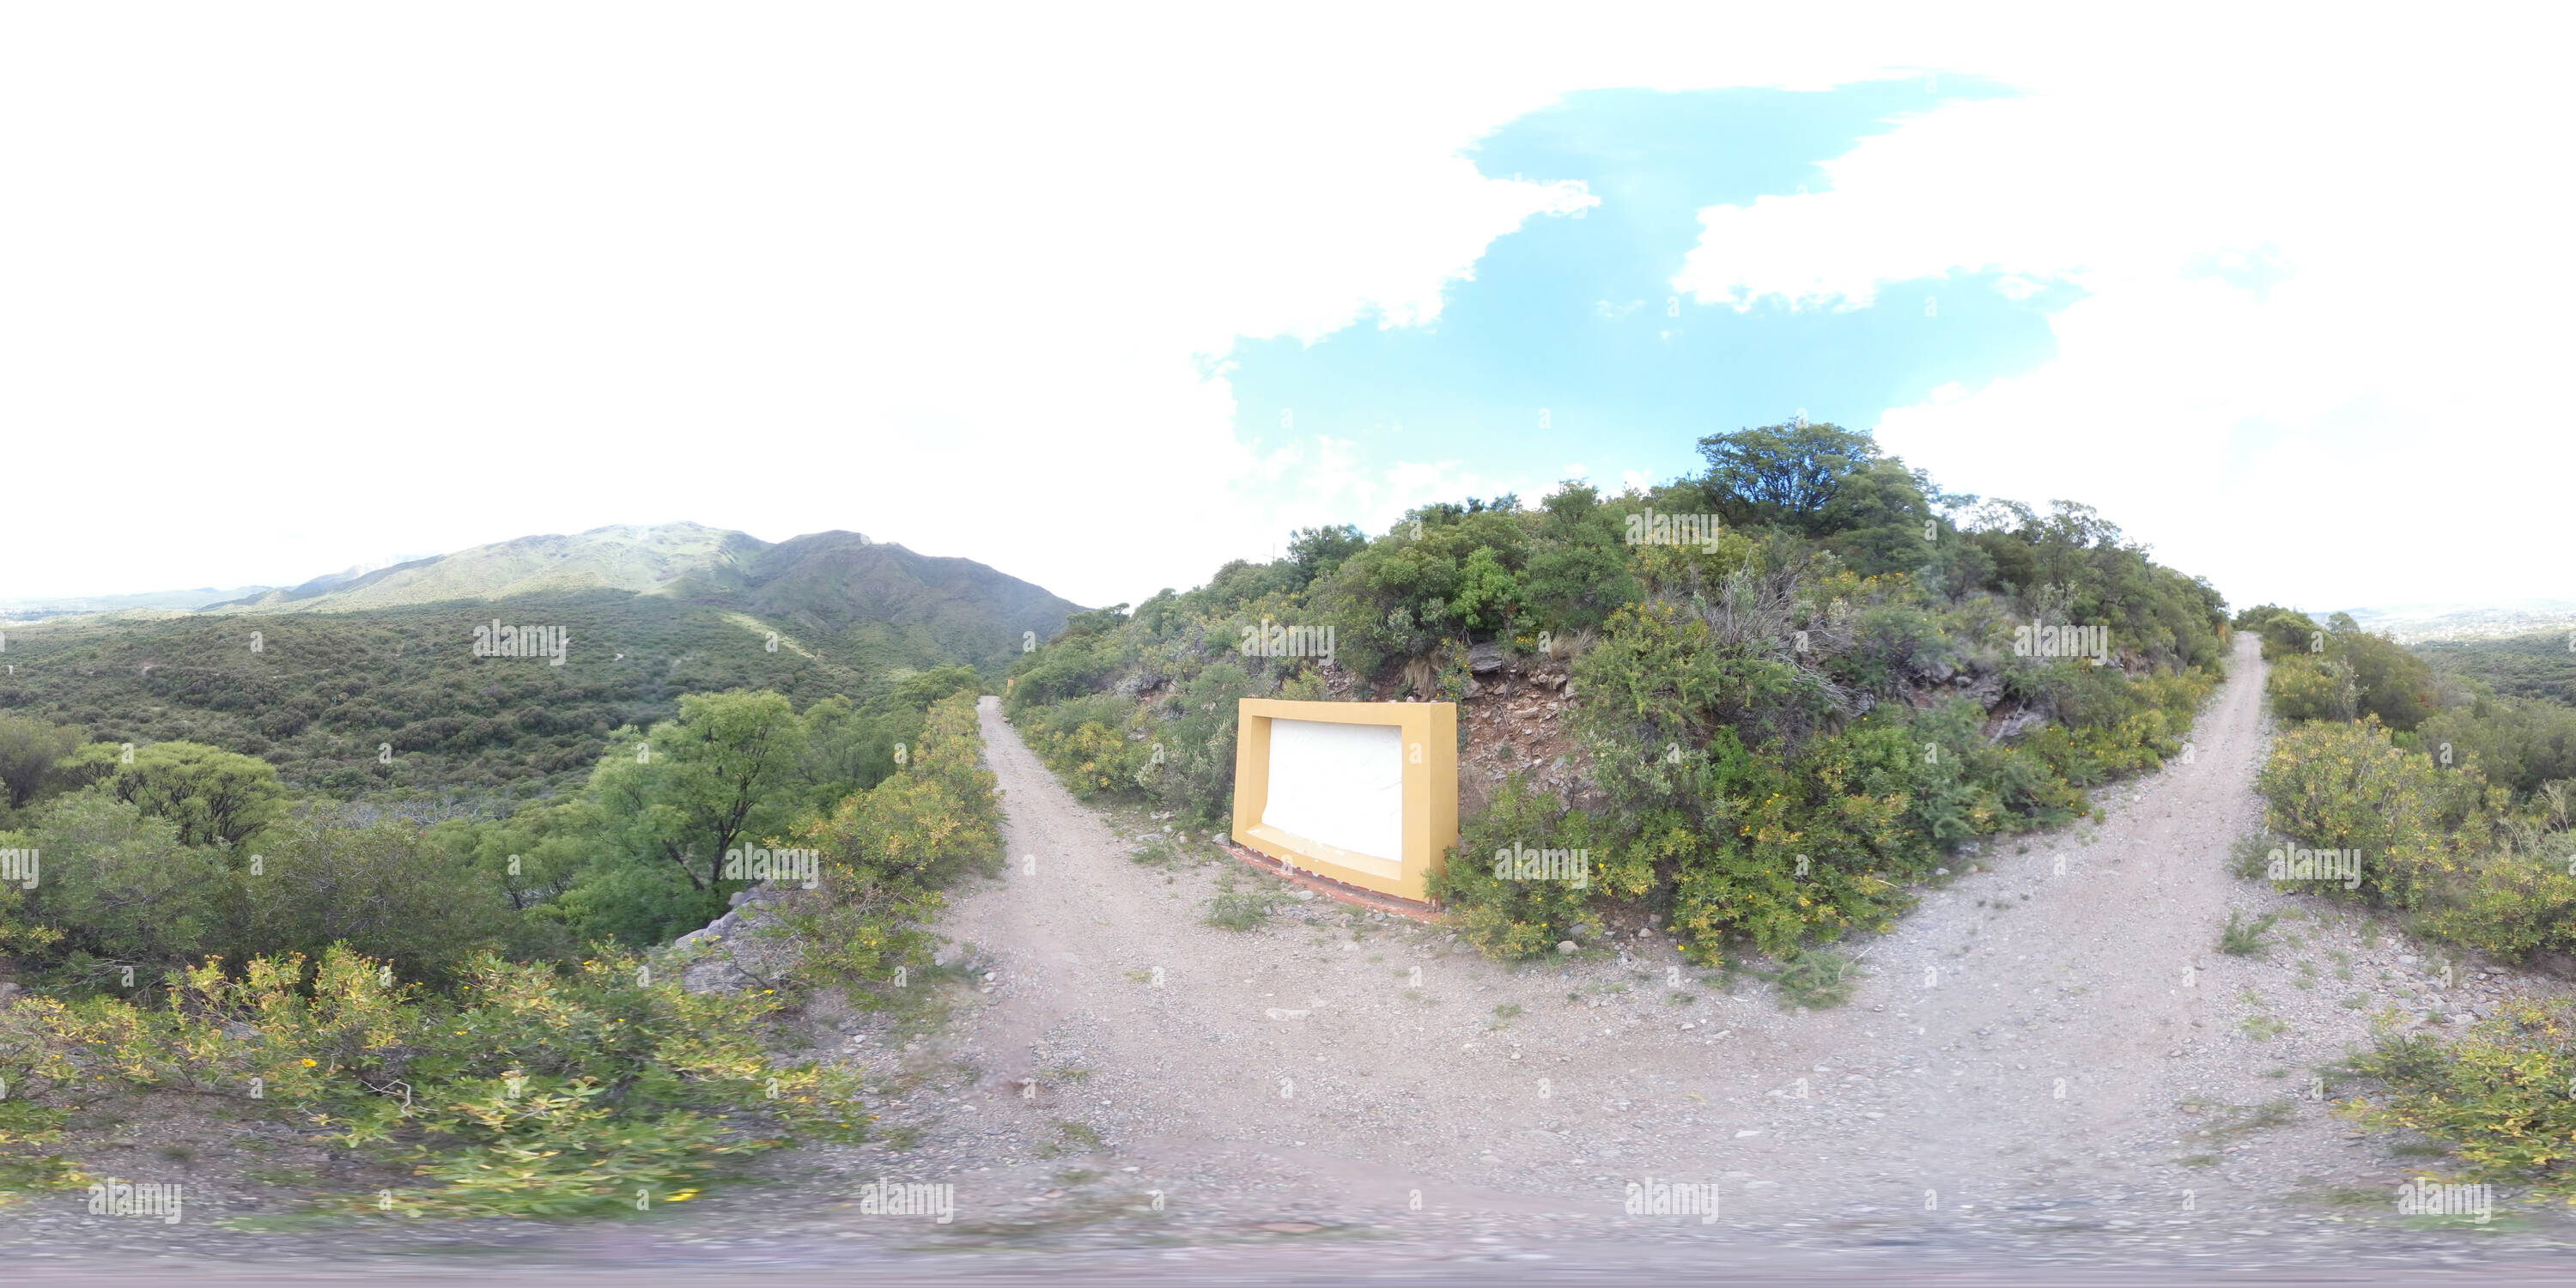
2416 629 2576 708
2238 610 2576 1201
205 523 1078 663
0 526 1078 802
0 686 1003 1212
2240 605 2576 957
1004 422 2229 966
0 522 1048 1212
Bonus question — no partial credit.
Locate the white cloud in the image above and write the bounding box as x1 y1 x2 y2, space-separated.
1 3 2565 612
1670 15 2574 609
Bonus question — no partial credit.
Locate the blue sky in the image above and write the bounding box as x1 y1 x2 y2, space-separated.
6 9 2566 613
1223 82 2081 511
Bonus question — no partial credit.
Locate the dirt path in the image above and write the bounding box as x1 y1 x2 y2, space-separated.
913 636 2563 1253
17 635 2576 1283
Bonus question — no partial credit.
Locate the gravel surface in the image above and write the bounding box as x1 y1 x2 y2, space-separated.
14 635 2576 1283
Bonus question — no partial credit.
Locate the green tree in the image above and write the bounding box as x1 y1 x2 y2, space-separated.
793 695 905 813
1286 523 1366 587
0 715 81 813
592 690 810 899
1521 483 1639 633
2327 616 2436 732
1815 459 1934 574
1698 422 1881 532
236 813 518 985
1445 546 1523 635
61 739 285 848
11 791 228 967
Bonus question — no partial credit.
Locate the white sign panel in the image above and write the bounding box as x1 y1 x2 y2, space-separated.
1259 718 1403 864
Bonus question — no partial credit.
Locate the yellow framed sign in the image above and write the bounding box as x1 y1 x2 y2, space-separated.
1230 698 1457 902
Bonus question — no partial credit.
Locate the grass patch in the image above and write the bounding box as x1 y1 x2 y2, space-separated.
2231 832 2275 880
0 1102 83 1206
2220 908 2282 957
2240 1014 2290 1042
1769 949 1858 1011
1204 888 1280 931
2180 1096 2297 1146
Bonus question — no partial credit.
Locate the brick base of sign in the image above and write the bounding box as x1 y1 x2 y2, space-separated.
1215 837 1443 924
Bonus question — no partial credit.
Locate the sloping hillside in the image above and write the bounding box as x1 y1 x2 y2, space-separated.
1001 422 2230 966
193 522 1078 675
210 523 767 611
2416 628 2576 706
742 532 1084 667
0 524 1083 799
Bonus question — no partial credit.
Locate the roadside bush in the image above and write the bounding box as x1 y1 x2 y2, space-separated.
2255 717 2466 908
1017 694 1145 798
6 792 228 972
238 812 521 987
0 944 865 1217
775 693 1000 1001
2424 845 2576 959
58 738 286 848
1431 775 1627 959
1203 882 1280 931
2342 999 2576 1200
1769 948 1858 1010
1143 662 1255 826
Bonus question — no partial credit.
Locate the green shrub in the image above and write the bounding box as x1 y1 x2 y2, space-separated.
2219 908 2281 957
1016 693 1145 799
58 739 285 848
0 715 82 814
8 792 228 971
0 944 865 1218
1431 776 1625 959
2416 696 2576 799
2342 999 2576 1200
2256 718 2468 908
1769 948 1857 1010
775 694 1000 1000
237 812 523 987
2421 840 2576 959
2231 831 2275 880
1203 880 1279 931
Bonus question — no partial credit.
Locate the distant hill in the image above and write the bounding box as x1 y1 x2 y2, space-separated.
2336 598 2576 644
197 522 1077 674
0 586 276 620
210 523 766 611
2415 628 2576 707
0 523 1082 801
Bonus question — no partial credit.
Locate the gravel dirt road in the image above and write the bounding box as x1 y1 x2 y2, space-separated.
20 633 2576 1285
